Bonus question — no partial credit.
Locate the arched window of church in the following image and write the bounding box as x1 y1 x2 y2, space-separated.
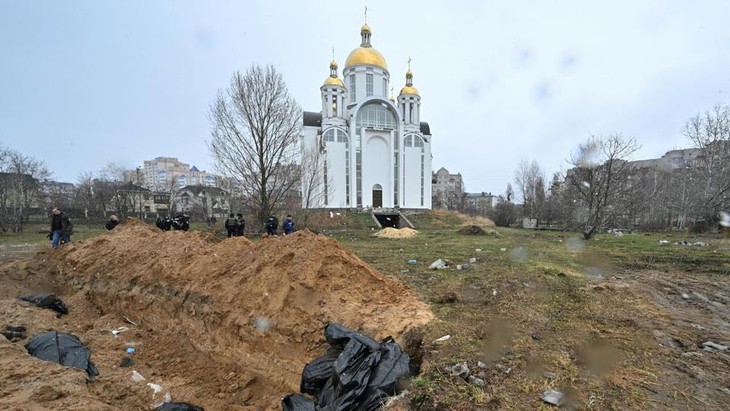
356 102 397 129
323 129 336 142
413 136 424 148
404 135 413 147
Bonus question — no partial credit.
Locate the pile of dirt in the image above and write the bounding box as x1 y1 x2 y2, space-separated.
372 227 419 239
0 219 432 410
457 225 501 237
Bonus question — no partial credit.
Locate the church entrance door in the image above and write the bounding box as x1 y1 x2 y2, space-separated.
372 184 383 208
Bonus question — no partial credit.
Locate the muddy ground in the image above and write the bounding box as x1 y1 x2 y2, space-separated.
0 220 432 410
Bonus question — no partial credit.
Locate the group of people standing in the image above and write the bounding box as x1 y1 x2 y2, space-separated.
48 207 296 249
265 214 295 236
155 214 190 231
224 213 246 238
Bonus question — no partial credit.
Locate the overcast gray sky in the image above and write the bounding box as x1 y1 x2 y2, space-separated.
2 1 729 195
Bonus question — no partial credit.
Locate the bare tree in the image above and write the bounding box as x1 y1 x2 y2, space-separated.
514 159 546 222
300 140 333 226
565 134 640 239
0 147 50 232
208 65 302 227
682 103 730 230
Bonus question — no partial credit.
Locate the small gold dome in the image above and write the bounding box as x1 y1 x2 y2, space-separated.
323 76 344 87
399 85 420 96
345 47 388 69
330 60 338 68
361 23 371 33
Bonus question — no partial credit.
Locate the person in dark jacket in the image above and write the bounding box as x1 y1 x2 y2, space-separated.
236 213 245 236
105 215 119 230
265 215 278 235
224 213 239 238
282 214 295 235
49 207 72 249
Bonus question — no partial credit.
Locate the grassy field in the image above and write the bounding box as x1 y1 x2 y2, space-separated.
2 212 728 409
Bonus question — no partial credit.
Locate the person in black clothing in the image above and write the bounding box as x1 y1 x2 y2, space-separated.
49 207 73 249
236 213 245 236
172 213 189 231
105 215 119 230
265 215 278 235
225 213 239 238
282 214 295 235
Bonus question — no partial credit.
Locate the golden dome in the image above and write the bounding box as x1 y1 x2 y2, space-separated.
323 76 344 87
330 60 338 69
399 85 420 96
345 47 388 70
361 23 371 33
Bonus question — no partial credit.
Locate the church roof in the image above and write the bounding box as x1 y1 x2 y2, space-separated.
303 111 322 127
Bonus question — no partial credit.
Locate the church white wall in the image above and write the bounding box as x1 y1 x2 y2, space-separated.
362 133 391 207
402 146 423 208
324 141 348 208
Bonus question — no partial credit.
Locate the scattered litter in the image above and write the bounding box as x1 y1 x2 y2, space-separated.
18 293 68 315
475 248 482 252
692 241 707 247
407 259 418 265
26 331 99 378
429 259 448 270
531 332 542 341
477 361 487 369
456 264 469 270
469 257 477 263
126 347 136 354
2 325 26 342
448 362 470 380
468 375 485 387
500 248 507 252
283 323 412 411
681 293 690 300
543 372 556 379
492 289 497 297
433 335 451 343
122 315 138 326
132 370 146 382
400 269 410 273
148 383 164 394
111 326 129 337
541 389 565 406
701 341 728 351
658 240 670 245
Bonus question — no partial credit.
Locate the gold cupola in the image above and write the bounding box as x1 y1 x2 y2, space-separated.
399 68 419 96
345 24 388 70
323 60 344 87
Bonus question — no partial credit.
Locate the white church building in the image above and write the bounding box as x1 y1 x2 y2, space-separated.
301 23 433 209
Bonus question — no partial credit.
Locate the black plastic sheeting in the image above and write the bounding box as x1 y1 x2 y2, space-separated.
283 323 412 411
19 293 69 315
282 394 316 411
154 402 204 411
25 331 99 378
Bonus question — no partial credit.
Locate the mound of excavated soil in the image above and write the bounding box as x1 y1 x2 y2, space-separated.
373 227 419 239
0 219 432 410
457 225 501 237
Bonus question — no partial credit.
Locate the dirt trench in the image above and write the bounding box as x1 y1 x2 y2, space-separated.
0 220 433 410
